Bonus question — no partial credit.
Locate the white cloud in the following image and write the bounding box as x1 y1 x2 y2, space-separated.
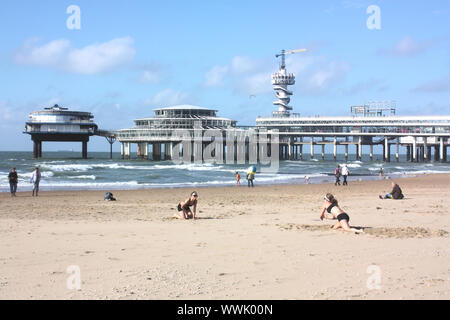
142 89 194 107
413 74 450 93
203 65 229 87
379 36 438 57
203 51 351 96
137 62 166 84
14 37 136 74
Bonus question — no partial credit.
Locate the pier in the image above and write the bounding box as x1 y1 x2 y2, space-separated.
24 104 116 159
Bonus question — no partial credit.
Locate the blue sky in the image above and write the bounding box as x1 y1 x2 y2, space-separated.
0 0 449 151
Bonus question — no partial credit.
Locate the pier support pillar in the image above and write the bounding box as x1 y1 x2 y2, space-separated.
288 139 293 160
321 137 325 160
358 136 362 161
153 143 161 161
440 138 445 163
310 137 314 159
384 137 390 162
33 140 38 158
121 143 124 159
370 144 373 161
164 143 172 160
396 138 400 162
412 138 417 162
406 145 411 162
423 138 428 162
299 138 303 160
142 143 149 160
82 141 88 159
344 137 348 161
333 138 337 161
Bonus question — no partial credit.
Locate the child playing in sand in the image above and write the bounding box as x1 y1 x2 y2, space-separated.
174 191 198 220
319 193 363 233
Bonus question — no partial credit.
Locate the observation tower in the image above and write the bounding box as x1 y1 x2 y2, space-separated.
271 48 306 117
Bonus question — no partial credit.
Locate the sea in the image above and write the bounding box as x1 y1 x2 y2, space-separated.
1 151 450 192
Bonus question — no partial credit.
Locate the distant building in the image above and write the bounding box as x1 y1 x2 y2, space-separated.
24 104 98 158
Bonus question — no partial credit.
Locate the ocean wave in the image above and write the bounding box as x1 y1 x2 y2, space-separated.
67 175 97 180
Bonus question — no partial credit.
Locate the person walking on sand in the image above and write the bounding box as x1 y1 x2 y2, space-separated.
30 167 41 197
174 191 198 220
319 193 363 233
341 164 350 186
334 165 341 186
8 167 18 197
235 171 240 186
379 167 383 180
379 182 404 200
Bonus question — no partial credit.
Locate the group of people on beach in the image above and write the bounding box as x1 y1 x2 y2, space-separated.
235 168 255 187
8 165 404 235
334 164 350 186
7 167 41 197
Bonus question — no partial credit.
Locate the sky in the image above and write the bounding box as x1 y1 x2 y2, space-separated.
0 0 449 152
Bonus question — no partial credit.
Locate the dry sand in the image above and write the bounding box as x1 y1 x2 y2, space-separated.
1 174 449 300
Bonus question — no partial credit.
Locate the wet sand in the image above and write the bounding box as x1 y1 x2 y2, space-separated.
0 174 449 299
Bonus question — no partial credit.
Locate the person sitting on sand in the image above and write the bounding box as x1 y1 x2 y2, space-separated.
319 193 363 233
174 191 198 219
379 182 404 200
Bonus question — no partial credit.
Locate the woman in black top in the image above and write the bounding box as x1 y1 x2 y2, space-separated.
319 193 363 233
174 191 198 219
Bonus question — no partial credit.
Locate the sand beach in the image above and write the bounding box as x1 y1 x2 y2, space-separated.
0 174 449 299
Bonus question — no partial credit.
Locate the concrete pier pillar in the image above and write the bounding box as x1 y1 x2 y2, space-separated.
121 143 124 159
412 138 417 162
333 138 337 161
321 137 325 160
310 137 314 159
288 139 293 160
299 137 303 160
358 136 362 161
370 144 373 161
440 138 445 163
33 140 38 158
143 143 149 160
153 143 161 161
126 142 131 159
345 144 348 161
137 143 142 159
406 145 411 161
384 137 390 162
396 138 399 162
82 141 88 159
423 138 428 161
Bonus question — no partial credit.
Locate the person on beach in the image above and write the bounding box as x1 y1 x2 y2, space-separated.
174 191 198 219
304 176 310 184
247 171 255 188
379 167 383 180
319 193 363 233
30 167 41 197
341 164 349 186
8 167 18 197
334 165 341 186
379 182 404 200
235 171 240 186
